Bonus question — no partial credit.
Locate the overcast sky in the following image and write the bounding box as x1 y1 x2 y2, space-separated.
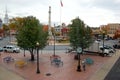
0 0 120 27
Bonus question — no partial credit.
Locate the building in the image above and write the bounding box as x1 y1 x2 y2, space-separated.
4 7 9 25
61 27 69 40
100 23 120 38
107 23 120 37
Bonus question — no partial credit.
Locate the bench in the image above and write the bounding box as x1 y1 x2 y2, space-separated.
51 58 63 66
50 55 61 60
15 60 27 68
85 58 94 65
3 56 14 63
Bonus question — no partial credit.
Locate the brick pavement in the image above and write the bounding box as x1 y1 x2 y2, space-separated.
89 50 120 80
0 50 119 80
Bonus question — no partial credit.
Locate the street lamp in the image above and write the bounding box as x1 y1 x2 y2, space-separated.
76 47 82 72
102 32 105 57
53 33 55 56
36 42 40 74
24 49 25 57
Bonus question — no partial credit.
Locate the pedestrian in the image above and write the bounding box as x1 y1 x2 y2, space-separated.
83 64 86 71
82 59 86 71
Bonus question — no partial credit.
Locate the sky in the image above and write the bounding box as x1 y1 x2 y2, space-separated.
0 0 120 27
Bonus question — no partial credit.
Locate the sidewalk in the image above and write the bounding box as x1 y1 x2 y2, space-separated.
0 50 119 80
90 50 120 80
0 65 25 80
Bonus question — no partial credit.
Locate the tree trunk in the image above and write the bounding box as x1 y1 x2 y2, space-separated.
29 49 35 61
30 51 35 61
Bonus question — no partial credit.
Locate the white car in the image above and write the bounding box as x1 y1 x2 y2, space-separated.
0 37 3 40
3 45 20 53
99 45 115 56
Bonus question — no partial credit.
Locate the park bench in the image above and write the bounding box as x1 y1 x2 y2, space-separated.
50 55 61 60
51 58 63 66
50 55 63 66
15 60 27 68
85 58 94 65
3 56 14 63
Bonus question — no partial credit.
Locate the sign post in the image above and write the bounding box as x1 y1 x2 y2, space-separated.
77 47 82 72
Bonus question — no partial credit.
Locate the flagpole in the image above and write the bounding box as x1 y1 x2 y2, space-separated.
60 4 62 27
60 0 63 36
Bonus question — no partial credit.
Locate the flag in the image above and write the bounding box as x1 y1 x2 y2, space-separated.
60 0 63 7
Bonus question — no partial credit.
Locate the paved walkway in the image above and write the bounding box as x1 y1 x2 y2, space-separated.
104 57 120 80
90 50 120 80
0 49 119 80
0 65 25 80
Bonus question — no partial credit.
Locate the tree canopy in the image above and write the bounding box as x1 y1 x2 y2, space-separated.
13 16 48 61
69 17 93 51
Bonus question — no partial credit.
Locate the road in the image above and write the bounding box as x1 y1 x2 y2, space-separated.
0 36 119 53
85 39 119 52
0 37 10 47
0 36 70 54
104 57 120 80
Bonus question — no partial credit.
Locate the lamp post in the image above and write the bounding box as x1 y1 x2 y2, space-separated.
36 42 40 74
98 42 100 53
9 26 11 43
53 33 55 56
102 32 105 57
24 49 25 57
76 47 82 72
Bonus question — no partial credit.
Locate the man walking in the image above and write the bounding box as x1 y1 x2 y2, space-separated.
82 59 86 71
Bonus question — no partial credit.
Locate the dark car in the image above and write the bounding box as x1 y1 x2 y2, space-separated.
113 44 120 49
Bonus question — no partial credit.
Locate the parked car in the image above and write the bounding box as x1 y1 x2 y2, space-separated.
0 47 3 52
99 45 115 56
3 45 20 53
113 44 120 49
96 39 101 42
0 37 3 40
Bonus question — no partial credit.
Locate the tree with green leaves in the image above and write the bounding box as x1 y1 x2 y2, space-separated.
15 16 48 61
2 24 9 37
69 17 93 52
9 17 25 31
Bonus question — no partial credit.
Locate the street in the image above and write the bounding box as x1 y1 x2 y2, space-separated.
85 39 118 52
104 57 120 80
0 36 10 47
0 36 119 54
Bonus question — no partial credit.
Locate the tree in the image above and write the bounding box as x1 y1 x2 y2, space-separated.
2 24 9 37
15 16 48 61
69 17 93 52
0 28 4 36
9 17 24 30
100 25 110 35
113 29 120 39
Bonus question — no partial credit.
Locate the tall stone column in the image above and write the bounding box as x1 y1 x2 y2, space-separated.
48 6 53 45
